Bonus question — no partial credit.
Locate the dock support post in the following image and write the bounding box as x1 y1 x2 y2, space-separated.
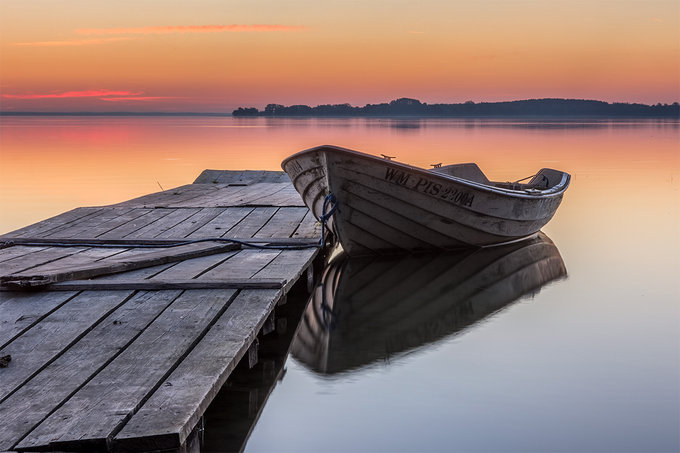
262 311 275 335
247 339 259 369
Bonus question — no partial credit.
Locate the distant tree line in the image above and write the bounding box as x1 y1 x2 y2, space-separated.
233 97 680 118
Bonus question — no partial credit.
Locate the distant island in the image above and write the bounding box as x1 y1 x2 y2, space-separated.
233 98 680 118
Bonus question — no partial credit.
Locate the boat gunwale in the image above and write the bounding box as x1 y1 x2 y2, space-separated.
282 144 571 199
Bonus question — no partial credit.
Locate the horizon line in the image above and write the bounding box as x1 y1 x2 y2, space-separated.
2 97 679 117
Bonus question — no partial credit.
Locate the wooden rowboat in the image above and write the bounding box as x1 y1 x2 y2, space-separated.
291 233 567 375
282 145 570 256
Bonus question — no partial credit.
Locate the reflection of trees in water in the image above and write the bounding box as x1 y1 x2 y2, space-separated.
292 232 567 376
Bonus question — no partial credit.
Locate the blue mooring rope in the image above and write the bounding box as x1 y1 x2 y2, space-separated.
319 193 338 249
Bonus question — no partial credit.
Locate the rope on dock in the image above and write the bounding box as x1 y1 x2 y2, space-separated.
0 237 320 251
0 197 340 252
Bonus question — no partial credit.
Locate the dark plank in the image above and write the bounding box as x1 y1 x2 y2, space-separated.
2 242 241 287
112 289 283 451
16 289 238 452
0 291 79 347
0 290 135 402
0 290 182 451
0 236 319 246
18 278 286 291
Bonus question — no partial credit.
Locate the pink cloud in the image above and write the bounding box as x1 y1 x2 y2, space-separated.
13 37 131 47
99 96 177 102
2 90 143 99
76 24 305 35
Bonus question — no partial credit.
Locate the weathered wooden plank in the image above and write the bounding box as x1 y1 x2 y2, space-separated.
48 208 153 239
0 236 320 247
193 169 248 184
0 207 103 239
186 207 253 238
292 210 323 239
2 242 240 288
254 207 309 238
168 185 251 208
223 207 278 238
13 246 126 276
97 208 177 239
0 290 135 402
251 185 305 207
154 208 225 238
92 262 178 282
112 289 282 451
232 183 291 206
16 289 238 452
253 248 318 293
0 247 87 276
149 251 240 281
113 184 221 208
208 186 263 207
273 188 308 207
0 290 182 451
189 184 274 209
199 249 281 280
193 169 289 185
15 278 286 291
123 208 201 238
39 207 135 239
0 246 49 264
0 291 79 347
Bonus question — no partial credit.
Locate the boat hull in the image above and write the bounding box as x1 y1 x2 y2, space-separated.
282 145 570 255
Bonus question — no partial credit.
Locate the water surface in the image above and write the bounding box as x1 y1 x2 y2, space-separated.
1 117 678 452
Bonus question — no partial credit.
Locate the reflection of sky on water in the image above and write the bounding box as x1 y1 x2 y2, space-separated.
1 118 678 452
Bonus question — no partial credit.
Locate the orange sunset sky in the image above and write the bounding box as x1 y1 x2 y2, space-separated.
0 0 678 113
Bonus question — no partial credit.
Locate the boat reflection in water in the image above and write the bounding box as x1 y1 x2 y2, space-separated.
292 232 567 375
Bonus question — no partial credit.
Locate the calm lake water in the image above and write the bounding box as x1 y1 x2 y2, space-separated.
1 117 679 452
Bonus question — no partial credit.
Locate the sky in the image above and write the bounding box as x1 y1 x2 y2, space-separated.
0 0 678 112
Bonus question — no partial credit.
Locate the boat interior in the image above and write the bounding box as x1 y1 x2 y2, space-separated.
431 163 565 191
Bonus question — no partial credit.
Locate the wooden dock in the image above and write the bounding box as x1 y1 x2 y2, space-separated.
0 170 323 452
